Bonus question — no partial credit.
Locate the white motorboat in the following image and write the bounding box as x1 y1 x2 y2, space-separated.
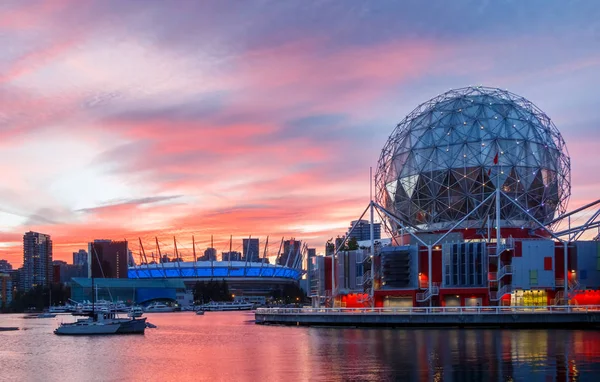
144 302 175 313
128 306 144 318
195 310 205 315
49 305 73 313
199 301 254 311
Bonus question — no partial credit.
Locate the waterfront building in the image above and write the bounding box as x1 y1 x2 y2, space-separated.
22 231 53 290
348 220 381 241
0 272 12 307
88 240 128 279
313 86 600 308
0 259 12 271
242 238 260 262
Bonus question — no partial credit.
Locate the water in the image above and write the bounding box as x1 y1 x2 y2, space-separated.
2 312 600 381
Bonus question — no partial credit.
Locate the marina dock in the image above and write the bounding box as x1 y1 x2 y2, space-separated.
255 306 600 328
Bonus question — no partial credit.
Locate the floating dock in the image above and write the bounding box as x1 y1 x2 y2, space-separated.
255 306 600 328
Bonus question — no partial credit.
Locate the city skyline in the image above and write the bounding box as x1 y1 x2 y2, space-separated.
1 1 600 266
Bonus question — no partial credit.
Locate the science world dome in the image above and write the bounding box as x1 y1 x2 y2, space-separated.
375 86 571 233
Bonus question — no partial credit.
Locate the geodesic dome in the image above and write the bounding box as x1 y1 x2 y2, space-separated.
375 86 570 232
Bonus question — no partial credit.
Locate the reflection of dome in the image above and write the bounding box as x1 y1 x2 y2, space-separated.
375 86 570 232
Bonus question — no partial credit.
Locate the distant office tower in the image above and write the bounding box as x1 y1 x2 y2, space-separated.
278 239 302 266
22 231 53 290
200 248 217 261
221 251 241 261
52 260 86 284
242 238 260 262
0 273 12 307
0 259 12 271
88 240 128 279
348 220 381 241
128 250 135 266
72 249 88 267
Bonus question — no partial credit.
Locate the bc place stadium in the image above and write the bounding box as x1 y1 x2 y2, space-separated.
70 238 305 306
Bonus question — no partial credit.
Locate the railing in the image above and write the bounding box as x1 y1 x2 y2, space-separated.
416 282 440 302
497 265 513 280
569 280 581 292
556 278 565 287
256 305 600 316
489 284 512 301
489 237 515 257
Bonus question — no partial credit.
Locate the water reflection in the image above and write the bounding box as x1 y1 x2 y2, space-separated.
1 313 600 381
308 327 600 381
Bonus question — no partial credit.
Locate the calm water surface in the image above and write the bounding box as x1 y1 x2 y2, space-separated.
2 312 600 381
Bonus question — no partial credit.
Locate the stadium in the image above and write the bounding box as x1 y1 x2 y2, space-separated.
72 239 305 306
313 86 600 309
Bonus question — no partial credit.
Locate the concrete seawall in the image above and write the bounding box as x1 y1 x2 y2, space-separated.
255 307 600 328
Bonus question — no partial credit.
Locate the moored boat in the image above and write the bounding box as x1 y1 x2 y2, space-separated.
199 301 254 311
144 302 175 313
128 306 144 318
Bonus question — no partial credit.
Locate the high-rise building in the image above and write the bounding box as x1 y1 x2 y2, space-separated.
0 273 12 307
72 249 88 267
0 259 12 271
88 240 128 279
199 248 217 261
22 231 53 290
242 238 260 262
222 251 241 261
278 239 302 266
347 220 381 241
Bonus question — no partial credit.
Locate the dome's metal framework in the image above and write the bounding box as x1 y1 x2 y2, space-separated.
375 86 571 233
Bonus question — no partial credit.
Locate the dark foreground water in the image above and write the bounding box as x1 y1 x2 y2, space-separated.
2 312 600 381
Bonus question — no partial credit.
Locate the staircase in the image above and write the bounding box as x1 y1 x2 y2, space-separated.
554 280 581 305
416 282 440 302
490 284 512 301
497 264 513 280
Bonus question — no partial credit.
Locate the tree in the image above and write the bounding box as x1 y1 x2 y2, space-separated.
193 279 233 303
345 236 359 251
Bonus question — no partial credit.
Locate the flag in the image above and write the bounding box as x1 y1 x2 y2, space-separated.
493 152 499 164
487 168 492 176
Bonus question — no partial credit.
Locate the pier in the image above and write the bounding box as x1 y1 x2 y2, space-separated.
255 306 600 328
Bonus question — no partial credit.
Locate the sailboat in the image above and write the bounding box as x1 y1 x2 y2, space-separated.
54 246 147 335
36 289 57 318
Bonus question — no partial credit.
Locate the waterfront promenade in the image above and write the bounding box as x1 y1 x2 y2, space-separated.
255 305 600 328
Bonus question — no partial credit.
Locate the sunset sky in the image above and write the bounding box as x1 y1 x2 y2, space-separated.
1 0 599 266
